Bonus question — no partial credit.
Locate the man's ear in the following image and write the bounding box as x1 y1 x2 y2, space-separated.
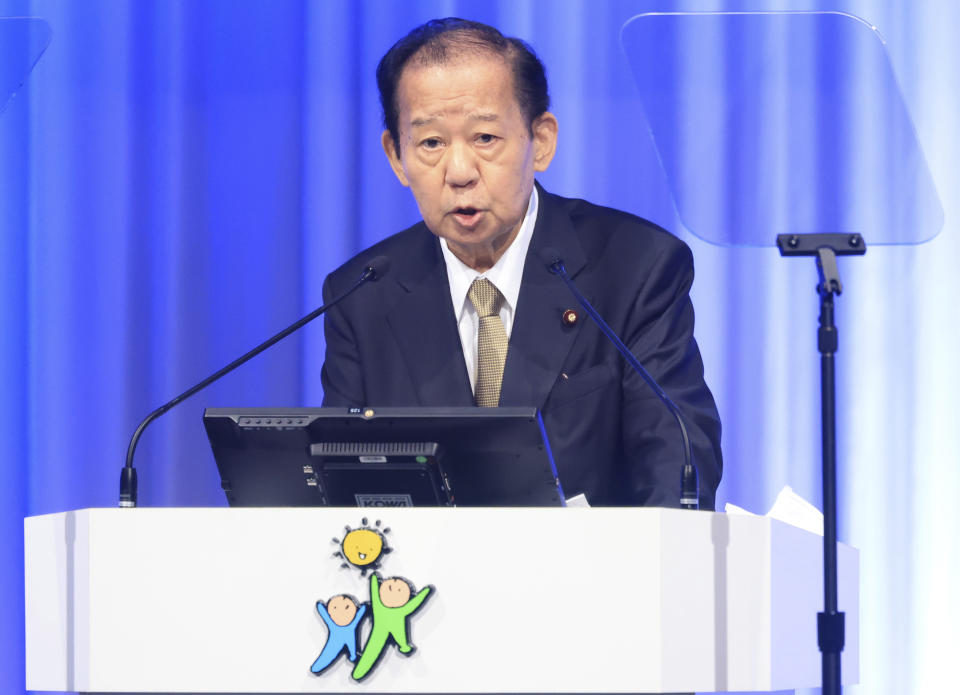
532 112 558 172
381 130 410 187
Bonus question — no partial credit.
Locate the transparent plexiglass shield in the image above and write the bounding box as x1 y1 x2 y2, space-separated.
1 17 52 115
621 11 943 246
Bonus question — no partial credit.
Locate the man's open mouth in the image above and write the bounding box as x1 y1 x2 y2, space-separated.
452 207 483 225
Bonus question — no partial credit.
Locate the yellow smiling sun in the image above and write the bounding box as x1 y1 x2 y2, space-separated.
333 518 392 575
342 528 383 566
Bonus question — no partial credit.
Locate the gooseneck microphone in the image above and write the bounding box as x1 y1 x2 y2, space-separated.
119 255 391 508
538 248 699 509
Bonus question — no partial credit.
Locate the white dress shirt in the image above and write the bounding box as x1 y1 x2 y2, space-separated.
439 186 539 393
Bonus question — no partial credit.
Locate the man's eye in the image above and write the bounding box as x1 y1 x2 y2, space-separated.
476 133 497 144
421 138 442 149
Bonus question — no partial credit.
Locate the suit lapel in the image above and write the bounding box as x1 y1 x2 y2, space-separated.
500 185 588 409
386 229 474 406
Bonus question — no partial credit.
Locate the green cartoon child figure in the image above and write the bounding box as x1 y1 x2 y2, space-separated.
351 572 433 681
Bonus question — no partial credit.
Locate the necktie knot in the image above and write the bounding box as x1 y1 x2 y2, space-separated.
468 277 504 318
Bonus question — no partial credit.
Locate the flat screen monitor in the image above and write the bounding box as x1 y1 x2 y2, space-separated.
203 406 564 507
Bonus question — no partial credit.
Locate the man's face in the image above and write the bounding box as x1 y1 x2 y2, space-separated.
382 53 557 271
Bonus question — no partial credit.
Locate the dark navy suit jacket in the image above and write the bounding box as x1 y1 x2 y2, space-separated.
320 184 722 509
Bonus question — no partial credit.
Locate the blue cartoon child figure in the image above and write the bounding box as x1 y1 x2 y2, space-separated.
310 594 368 675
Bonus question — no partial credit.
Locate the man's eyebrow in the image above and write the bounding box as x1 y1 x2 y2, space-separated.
410 116 436 128
408 113 499 128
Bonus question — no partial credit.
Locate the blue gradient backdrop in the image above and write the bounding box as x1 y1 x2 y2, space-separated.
2 1 958 693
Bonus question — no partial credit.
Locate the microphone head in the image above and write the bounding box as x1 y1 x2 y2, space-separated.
537 247 565 275
363 255 391 281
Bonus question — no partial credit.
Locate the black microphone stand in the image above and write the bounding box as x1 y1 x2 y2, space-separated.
541 250 699 509
777 232 866 695
119 258 389 508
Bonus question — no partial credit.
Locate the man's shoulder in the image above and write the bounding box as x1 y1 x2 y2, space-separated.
324 221 435 289
539 186 690 262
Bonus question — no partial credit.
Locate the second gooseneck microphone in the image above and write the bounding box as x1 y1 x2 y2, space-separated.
119 255 391 508
538 247 699 509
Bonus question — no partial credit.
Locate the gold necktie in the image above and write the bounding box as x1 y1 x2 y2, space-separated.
468 277 508 407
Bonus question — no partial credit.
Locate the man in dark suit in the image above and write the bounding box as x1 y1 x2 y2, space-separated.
321 18 722 509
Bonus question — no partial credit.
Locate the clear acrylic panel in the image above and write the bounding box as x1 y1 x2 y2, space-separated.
621 11 943 246
1 17 52 115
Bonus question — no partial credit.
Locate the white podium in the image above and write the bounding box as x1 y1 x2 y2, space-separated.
24 507 858 693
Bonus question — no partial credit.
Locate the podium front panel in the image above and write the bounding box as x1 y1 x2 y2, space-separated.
25 507 858 693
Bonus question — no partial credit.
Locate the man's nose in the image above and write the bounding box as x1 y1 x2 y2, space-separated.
444 142 478 187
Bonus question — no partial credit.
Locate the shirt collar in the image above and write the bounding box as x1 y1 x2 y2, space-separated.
440 185 539 318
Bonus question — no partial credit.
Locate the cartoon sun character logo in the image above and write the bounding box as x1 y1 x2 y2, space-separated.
333 518 392 575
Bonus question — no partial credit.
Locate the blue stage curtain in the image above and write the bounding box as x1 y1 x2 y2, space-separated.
2 1 958 693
